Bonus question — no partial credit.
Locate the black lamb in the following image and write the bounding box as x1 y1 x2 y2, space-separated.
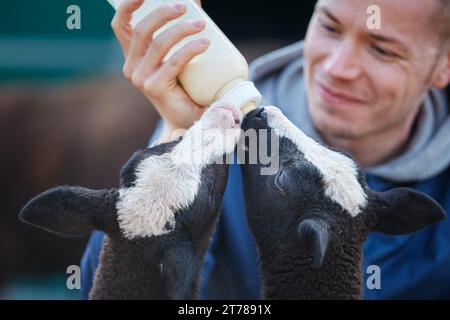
239 106 446 299
19 101 243 299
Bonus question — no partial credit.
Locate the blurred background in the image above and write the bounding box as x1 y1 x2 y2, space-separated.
0 0 315 299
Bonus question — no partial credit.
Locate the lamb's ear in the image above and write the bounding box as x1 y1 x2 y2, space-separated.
371 188 446 235
19 186 119 237
298 218 330 268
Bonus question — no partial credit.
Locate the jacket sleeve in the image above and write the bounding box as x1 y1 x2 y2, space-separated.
80 231 104 299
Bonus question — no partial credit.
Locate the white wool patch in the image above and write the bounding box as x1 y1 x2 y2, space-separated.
116 154 202 239
265 106 367 217
116 101 242 239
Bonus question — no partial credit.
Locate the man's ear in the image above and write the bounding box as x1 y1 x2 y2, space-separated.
371 188 446 235
431 49 450 89
19 186 119 237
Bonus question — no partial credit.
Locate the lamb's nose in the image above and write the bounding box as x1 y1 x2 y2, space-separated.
245 107 266 121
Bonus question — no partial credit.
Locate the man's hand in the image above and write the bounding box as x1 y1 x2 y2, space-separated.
111 0 208 143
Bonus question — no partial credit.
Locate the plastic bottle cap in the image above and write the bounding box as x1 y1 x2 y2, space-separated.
220 81 262 114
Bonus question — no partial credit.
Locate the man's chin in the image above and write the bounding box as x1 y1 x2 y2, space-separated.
312 114 362 140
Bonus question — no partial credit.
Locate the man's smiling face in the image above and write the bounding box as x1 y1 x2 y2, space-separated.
304 0 449 140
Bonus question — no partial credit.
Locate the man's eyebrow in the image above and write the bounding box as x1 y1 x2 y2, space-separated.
369 33 400 44
318 6 340 24
318 5 409 54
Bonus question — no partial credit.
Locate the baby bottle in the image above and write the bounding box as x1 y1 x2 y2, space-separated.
108 0 261 114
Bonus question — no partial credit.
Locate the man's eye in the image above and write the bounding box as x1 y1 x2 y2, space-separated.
320 22 338 33
372 45 397 58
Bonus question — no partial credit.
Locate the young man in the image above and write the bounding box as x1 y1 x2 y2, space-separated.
81 0 450 299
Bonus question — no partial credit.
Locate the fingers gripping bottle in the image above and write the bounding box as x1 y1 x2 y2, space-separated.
108 0 261 114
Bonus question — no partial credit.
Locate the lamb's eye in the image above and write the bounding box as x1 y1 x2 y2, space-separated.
274 170 287 195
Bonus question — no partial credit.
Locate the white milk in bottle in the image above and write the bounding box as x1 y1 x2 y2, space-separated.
107 0 261 114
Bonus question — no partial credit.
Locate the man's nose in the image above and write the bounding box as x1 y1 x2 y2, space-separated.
323 39 362 81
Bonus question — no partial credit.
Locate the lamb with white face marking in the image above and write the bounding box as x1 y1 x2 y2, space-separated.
19 100 242 300
240 106 446 300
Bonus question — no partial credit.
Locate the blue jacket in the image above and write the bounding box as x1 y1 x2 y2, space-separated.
80 160 450 299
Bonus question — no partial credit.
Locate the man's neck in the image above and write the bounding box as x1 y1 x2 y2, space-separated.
320 110 421 168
